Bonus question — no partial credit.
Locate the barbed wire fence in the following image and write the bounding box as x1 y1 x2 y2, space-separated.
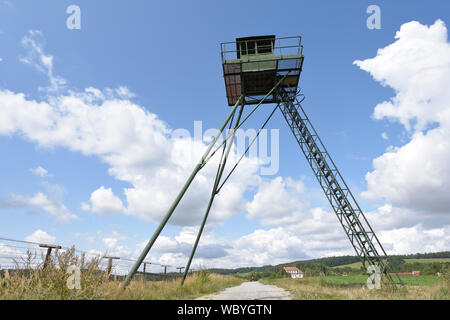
0 236 197 282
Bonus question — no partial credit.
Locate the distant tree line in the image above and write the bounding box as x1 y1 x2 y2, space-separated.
209 251 450 279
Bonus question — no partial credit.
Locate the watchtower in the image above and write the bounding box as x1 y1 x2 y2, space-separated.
221 35 304 106
123 34 403 290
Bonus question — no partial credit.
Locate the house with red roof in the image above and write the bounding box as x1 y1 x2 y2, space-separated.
283 266 304 278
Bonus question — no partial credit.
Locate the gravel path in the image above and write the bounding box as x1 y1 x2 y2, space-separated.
197 281 292 300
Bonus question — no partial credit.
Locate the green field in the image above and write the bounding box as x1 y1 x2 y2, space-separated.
321 275 444 286
262 276 449 300
332 258 450 270
404 258 450 264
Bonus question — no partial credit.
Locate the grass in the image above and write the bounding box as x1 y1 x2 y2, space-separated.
332 258 450 270
261 276 450 300
114 272 244 300
2 248 448 300
0 248 244 300
405 258 450 264
320 275 444 286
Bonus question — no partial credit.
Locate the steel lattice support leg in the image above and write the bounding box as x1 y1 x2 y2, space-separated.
120 95 244 289
181 104 245 285
277 90 402 286
120 74 290 290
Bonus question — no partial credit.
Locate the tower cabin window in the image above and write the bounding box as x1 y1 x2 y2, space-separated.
236 35 275 58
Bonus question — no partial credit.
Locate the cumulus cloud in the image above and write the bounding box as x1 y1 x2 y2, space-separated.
0 31 261 226
25 229 56 244
2 25 448 270
246 176 308 226
131 220 351 270
379 224 450 254
2 192 77 221
30 166 49 177
82 186 124 215
101 231 131 257
354 20 450 215
245 176 344 237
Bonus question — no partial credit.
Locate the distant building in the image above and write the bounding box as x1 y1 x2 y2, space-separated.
283 266 304 279
389 271 420 276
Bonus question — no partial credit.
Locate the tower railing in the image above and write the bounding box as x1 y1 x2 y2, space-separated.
221 36 303 63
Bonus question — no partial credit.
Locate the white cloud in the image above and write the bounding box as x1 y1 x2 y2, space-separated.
0 82 260 226
2 26 449 270
355 20 450 132
246 176 308 226
381 132 388 140
0 242 23 258
24 229 56 244
6 192 77 222
83 186 124 215
29 192 76 221
1 30 261 228
102 236 130 258
133 225 349 269
379 225 450 254
30 166 49 177
354 20 450 215
20 30 67 92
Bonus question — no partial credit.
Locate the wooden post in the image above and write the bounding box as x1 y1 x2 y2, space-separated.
176 267 185 274
103 256 120 280
39 244 61 270
142 261 151 282
162 265 168 281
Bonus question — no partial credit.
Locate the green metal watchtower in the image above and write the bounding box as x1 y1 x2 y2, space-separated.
122 34 403 290
221 35 304 106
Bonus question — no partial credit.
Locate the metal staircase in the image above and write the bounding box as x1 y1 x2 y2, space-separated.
277 88 403 285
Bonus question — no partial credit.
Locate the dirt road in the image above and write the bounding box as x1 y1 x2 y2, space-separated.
197 281 292 300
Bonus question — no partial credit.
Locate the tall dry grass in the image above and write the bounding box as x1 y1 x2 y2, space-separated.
114 270 244 300
1 247 107 299
0 249 244 300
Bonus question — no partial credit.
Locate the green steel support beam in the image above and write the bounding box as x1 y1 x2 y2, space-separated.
120 95 244 290
121 73 289 290
181 104 244 285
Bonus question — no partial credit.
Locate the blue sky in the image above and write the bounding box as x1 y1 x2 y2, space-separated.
1 1 449 272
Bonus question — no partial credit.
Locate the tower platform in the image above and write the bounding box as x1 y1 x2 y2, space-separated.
221 35 304 106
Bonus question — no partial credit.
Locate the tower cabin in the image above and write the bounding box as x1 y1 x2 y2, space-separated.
221 35 304 106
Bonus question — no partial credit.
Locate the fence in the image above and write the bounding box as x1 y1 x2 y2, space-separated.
0 236 196 281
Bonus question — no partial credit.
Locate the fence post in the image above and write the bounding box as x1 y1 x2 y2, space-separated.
176 267 185 274
142 262 151 282
103 256 120 280
161 265 168 281
39 244 61 270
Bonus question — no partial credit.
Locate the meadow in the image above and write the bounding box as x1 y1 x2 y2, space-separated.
261 275 449 300
1 248 448 300
331 258 450 270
